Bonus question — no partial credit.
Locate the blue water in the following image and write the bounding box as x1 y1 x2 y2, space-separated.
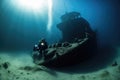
0 1 120 80
0 0 120 51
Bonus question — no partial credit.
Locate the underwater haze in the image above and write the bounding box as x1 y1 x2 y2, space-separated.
0 0 120 80
0 0 120 51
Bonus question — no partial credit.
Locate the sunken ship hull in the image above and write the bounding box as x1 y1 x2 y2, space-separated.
32 12 97 67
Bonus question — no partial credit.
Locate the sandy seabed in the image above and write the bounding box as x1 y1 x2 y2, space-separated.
0 48 120 80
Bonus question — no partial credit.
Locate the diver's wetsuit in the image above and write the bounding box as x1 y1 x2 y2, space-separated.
38 39 48 59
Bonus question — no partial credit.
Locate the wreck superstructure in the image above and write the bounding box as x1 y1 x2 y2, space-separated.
57 12 96 42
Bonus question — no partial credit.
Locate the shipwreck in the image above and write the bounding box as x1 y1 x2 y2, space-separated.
32 12 97 68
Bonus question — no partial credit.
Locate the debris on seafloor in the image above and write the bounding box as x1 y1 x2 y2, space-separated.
80 75 86 80
19 65 46 72
112 61 118 67
7 70 10 73
2 62 10 69
99 70 110 78
19 66 33 71
116 65 120 73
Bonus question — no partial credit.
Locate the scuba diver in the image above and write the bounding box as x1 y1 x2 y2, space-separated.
33 44 39 51
38 38 48 59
